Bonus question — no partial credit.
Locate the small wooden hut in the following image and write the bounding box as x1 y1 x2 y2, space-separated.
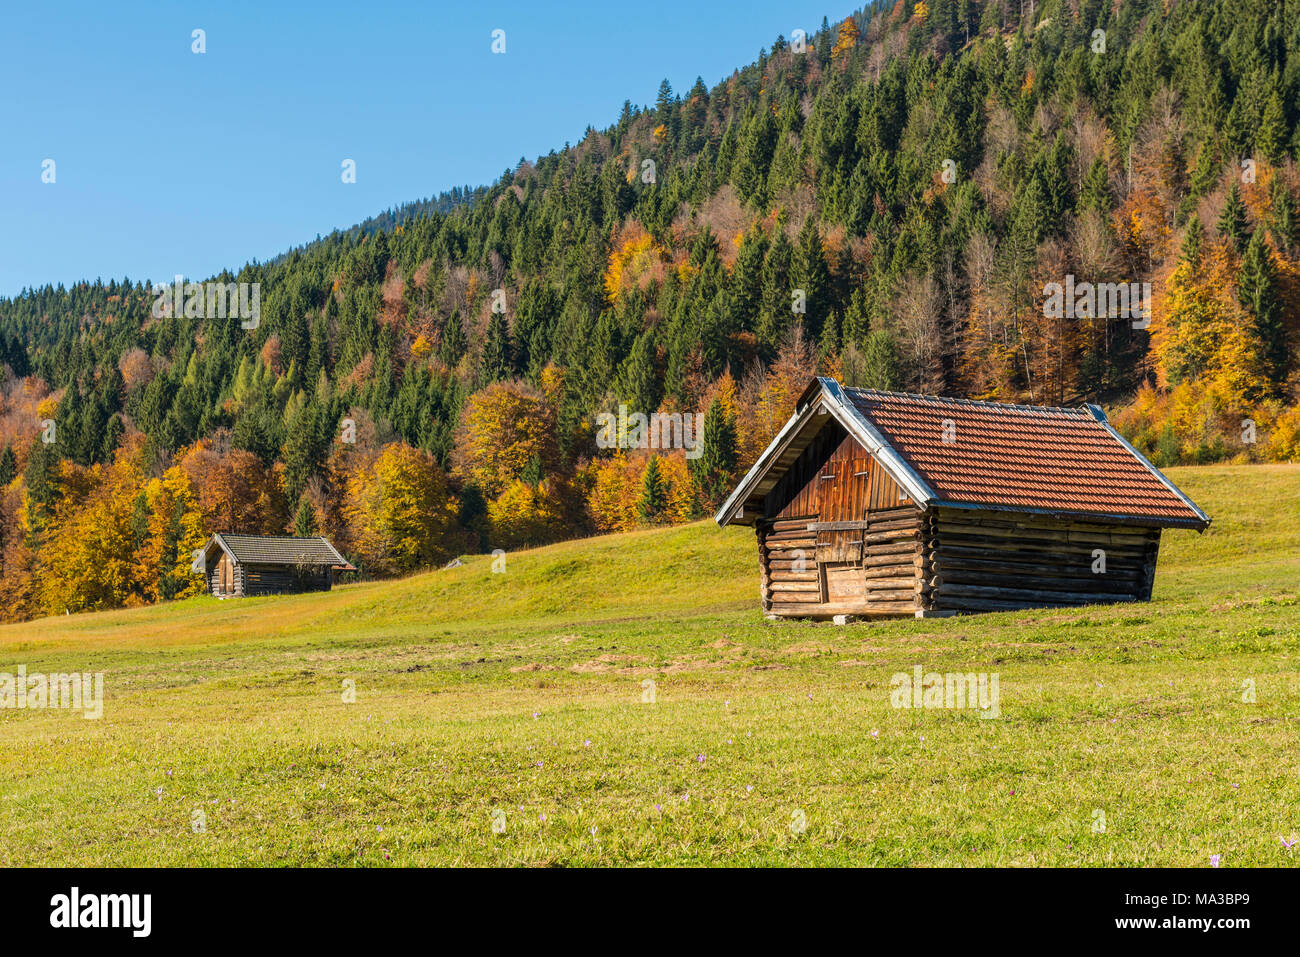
203 534 355 598
715 378 1210 620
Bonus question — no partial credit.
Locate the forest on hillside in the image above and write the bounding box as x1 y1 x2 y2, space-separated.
1 0 1298 621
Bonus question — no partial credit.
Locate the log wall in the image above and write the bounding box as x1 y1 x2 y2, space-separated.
241 563 333 597
924 508 1161 614
759 504 925 619
208 560 245 597
208 560 332 597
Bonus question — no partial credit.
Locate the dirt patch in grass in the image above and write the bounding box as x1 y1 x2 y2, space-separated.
780 641 838 657
571 654 649 673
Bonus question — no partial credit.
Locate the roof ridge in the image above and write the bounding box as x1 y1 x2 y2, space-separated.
842 384 1090 417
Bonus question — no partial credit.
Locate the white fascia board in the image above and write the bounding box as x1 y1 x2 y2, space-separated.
822 379 936 507
713 399 817 526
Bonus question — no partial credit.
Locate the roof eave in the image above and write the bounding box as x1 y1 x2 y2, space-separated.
930 498 1209 531
1084 404 1212 531
713 399 813 527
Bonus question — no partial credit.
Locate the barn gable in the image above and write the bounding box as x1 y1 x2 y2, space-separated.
716 378 933 527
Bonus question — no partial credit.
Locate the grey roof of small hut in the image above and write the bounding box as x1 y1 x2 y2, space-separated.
206 533 354 569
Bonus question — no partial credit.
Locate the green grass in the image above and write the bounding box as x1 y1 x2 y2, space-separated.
2 464 1299 866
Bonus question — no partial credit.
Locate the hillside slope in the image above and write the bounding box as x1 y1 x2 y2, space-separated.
1 464 1298 866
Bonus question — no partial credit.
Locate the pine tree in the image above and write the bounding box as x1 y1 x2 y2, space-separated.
294 498 317 536
818 308 841 359
1255 88 1286 163
1217 183 1249 253
101 413 125 463
689 399 737 506
638 455 667 524
1078 157 1111 213
614 331 660 416
1238 229 1285 388
841 287 871 348
0 445 16 487
731 226 767 332
859 329 902 391
478 312 513 385
1180 216 1204 267
757 229 794 358
795 216 832 343
1267 177 1295 253
24 440 61 536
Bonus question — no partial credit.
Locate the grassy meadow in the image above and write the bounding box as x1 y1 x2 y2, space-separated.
1 464 1298 866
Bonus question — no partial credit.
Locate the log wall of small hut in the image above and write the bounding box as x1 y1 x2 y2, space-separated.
758 422 926 619
922 508 1160 615
208 558 245 598
240 563 333 596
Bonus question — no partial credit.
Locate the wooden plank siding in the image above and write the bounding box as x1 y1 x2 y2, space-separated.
758 425 924 619
923 507 1163 614
208 556 246 598
207 560 333 598
241 563 332 597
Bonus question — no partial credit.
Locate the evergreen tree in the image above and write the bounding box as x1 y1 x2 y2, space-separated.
1180 216 1204 267
1079 157 1111 213
638 455 667 524
757 229 794 357
0 445 16 487
689 399 737 506
794 216 832 343
1217 183 1249 253
479 312 513 385
1238 229 1285 388
858 329 902 391
1255 88 1286 163
293 498 317 536
24 440 61 535
614 331 660 416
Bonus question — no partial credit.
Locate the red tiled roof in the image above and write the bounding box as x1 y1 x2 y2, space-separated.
844 388 1206 526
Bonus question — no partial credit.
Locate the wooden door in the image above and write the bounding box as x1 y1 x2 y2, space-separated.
815 459 871 564
218 555 233 596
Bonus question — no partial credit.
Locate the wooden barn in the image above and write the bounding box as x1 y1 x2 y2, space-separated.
715 378 1210 620
203 533 355 598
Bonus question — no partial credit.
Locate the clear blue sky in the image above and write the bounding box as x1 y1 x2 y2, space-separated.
0 0 845 296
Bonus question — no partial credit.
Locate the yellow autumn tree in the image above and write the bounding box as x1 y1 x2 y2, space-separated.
488 477 576 548
654 453 697 524
831 17 860 59
452 380 559 497
1263 406 1300 461
586 451 696 532
39 445 145 615
343 442 460 575
1151 245 1270 404
136 465 208 603
604 229 668 302
737 327 818 467
587 454 642 533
